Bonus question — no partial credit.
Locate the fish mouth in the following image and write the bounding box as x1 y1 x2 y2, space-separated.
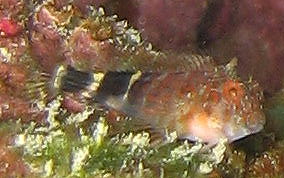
223 120 264 142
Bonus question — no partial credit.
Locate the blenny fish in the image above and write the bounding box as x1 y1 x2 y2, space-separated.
30 55 266 145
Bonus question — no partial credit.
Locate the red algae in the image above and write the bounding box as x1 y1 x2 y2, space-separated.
116 0 208 51
62 94 86 113
29 4 69 73
0 1 28 64
0 93 44 122
198 0 284 94
0 0 25 18
0 18 22 37
0 0 46 123
229 0 282 94
0 62 44 122
73 0 107 14
67 28 114 70
50 0 107 14
0 63 27 94
246 144 284 177
0 130 31 177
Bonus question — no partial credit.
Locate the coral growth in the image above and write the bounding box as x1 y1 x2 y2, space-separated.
0 62 43 122
0 18 22 37
246 144 284 177
0 122 31 177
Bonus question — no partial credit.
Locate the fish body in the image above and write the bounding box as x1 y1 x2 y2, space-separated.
35 55 266 145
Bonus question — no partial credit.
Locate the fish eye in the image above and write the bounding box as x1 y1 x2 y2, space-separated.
223 80 244 105
229 87 238 97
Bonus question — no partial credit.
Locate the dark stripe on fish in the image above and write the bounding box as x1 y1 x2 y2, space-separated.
95 71 134 102
56 66 136 102
61 66 95 92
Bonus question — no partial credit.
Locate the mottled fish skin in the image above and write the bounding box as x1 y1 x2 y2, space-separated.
46 56 265 145
122 69 265 145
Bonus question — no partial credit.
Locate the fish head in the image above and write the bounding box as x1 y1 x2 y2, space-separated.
179 77 266 145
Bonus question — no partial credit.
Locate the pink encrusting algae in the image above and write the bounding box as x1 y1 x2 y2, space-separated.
0 18 21 37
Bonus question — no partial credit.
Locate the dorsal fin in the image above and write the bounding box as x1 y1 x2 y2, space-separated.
225 57 238 78
113 52 216 73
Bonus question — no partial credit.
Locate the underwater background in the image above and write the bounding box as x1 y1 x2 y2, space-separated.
0 0 284 177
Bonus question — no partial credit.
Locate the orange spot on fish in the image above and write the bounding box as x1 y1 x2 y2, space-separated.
223 80 244 106
208 90 220 103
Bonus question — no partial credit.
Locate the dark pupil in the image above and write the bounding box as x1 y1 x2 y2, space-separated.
229 88 238 97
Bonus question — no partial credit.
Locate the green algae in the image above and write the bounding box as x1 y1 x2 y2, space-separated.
10 96 230 178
